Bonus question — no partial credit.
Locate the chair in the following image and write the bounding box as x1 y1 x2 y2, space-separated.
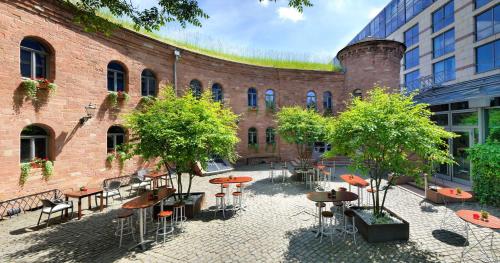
37 199 73 227
129 176 151 196
95 181 122 207
115 209 135 247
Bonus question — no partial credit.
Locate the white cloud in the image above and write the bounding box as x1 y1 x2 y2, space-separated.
367 6 384 19
258 0 270 7
277 7 304 22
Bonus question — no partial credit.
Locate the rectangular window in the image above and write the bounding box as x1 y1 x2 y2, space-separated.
476 39 500 73
385 0 405 36
20 50 32 78
452 112 478 126
404 70 420 91
404 24 419 47
20 139 31 163
475 0 492 9
433 1 454 33
475 5 500 41
430 114 449 126
405 47 419 70
433 29 455 58
406 0 433 21
485 108 500 140
433 57 455 84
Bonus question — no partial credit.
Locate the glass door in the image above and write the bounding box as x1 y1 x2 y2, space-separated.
450 129 474 185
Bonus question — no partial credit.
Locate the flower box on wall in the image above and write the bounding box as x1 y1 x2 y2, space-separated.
21 78 57 100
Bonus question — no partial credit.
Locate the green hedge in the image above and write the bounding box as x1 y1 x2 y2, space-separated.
468 141 500 207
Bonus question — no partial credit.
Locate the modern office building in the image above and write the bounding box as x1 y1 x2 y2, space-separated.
348 0 500 185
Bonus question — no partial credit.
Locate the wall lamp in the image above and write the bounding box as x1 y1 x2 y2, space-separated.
79 103 97 125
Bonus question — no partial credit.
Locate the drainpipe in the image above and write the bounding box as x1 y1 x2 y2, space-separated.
173 50 181 96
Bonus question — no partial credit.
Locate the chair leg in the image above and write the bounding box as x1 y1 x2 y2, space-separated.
37 211 43 226
46 213 51 227
119 219 124 248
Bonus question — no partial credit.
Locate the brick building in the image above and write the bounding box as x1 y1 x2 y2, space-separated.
0 0 404 199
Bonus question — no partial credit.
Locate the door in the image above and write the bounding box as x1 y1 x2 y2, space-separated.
450 129 474 185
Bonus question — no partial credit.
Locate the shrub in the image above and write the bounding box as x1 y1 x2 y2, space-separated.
468 140 500 206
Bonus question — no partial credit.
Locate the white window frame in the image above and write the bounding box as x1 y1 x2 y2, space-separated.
20 45 48 79
141 72 156 96
20 135 48 163
108 68 124 92
107 132 125 151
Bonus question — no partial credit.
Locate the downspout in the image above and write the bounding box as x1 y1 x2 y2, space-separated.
173 50 181 96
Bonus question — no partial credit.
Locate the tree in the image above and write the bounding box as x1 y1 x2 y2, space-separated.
124 87 239 201
64 0 313 33
277 106 327 169
325 87 455 218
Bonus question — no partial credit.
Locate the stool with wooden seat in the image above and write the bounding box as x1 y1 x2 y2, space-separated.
115 209 136 248
343 210 358 245
269 162 275 183
173 202 186 228
214 192 226 218
320 211 335 244
222 183 230 205
156 210 174 243
315 202 326 229
232 191 243 212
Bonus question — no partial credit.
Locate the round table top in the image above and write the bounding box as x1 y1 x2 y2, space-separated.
437 188 473 200
456 210 500 229
208 176 253 184
307 191 358 203
340 174 369 187
122 187 176 209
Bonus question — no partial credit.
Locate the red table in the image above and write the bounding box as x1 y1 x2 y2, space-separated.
145 172 167 189
456 210 499 262
65 188 103 220
209 176 253 192
340 174 369 206
437 188 473 230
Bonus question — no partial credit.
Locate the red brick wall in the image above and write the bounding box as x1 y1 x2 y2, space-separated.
0 0 401 199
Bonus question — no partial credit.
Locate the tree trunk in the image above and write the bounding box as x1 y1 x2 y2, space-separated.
177 172 183 201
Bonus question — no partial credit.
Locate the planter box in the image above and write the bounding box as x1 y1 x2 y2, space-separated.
351 206 409 243
158 192 205 219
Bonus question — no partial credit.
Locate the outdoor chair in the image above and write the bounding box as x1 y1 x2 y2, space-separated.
129 177 151 196
95 180 122 207
37 199 73 227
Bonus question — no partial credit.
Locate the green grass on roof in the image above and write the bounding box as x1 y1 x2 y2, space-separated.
97 12 340 72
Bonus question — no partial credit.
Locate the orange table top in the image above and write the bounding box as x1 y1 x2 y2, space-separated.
340 174 369 187
456 210 500 229
209 176 253 184
437 188 473 200
145 172 167 179
307 191 358 202
65 188 103 198
122 187 176 209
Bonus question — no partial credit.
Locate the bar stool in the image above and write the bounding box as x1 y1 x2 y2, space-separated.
214 192 226 218
320 211 335 244
281 161 288 182
222 183 230 205
343 210 358 245
156 210 174 243
232 191 242 211
269 162 275 183
315 202 326 228
173 202 186 228
115 209 136 248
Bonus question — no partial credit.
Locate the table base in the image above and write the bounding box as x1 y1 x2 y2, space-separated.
461 222 497 263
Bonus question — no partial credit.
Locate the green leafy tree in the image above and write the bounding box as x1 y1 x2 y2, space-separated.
277 106 327 169
64 0 312 33
325 87 456 218
124 86 239 201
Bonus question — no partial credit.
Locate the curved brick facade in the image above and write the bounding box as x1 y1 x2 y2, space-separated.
0 0 402 199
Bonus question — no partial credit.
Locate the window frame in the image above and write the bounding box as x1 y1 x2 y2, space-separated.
475 5 499 41
323 91 333 111
306 90 317 110
265 89 275 109
405 47 420 70
433 28 455 58
404 69 420 91
248 127 258 145
141 69 157 97
212 83 223 102
475 39 500 73
265 127 275 145
107 126 125 152
432 1 454 33
107 62 126 92
433 56 456 84
248 88 258 108
20 134 48 163
189 79 203 99
353 89 363 99
404 24 419 48
20 39 49 79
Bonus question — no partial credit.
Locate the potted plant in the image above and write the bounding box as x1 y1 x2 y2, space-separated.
108 91 129 108
19 163 31 186
480 210 489 221
326 87 455 243
19 157 54 186
22 78 57 100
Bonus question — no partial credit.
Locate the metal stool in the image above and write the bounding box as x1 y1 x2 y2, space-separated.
115 209 136 248
222 183 230 205
320 211 335 244
232 191 242 211
156 210 174 243
173 202 186 228
315 202 326 227
269 162 275 183
343 210 358 245
214 192 226 218
281 162 287 182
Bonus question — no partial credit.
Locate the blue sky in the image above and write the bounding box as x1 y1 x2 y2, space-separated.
131 0 388 62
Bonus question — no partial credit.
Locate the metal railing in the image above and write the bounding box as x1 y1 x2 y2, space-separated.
0 189 64 220
400 74 444 94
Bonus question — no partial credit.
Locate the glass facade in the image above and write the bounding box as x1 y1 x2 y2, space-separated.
405 47 419 69
433 56 455 83
476 39 500 73
475 5 500 41
404 24 419 47
475 0 492 9
485 107 500 140
404 69 420 91
433 29 455 58
432 1 454 33
385 0 406 36
406 0 433 21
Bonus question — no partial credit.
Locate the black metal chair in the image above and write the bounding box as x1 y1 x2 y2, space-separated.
95 180 122 207
37 199 73 227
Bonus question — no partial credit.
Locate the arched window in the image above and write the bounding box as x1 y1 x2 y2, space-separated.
190 79 202 99
306 91 317 110
20 38 50 79
248 88 258 108
353 89 363 99
107 126 125 152
323 91 333 111
141 69 156 96
107 62 125 92
266 127 275 145
265 89 275 109
248 127 258 145
20 125 49 163
212 83 223 102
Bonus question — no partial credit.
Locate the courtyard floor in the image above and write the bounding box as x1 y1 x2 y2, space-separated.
0 164 498 263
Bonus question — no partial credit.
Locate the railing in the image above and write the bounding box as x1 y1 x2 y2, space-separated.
0 189 64 220
400 74 443 94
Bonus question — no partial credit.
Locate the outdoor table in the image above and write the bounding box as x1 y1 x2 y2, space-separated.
437 188 473 230
65 188 104 220
122 187 176 250
145 172 167 189
209 176 253 210
340 174 369 206
456 210 499 263
307 191 358 238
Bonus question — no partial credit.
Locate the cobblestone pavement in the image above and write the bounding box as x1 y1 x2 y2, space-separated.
1 164 499 263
